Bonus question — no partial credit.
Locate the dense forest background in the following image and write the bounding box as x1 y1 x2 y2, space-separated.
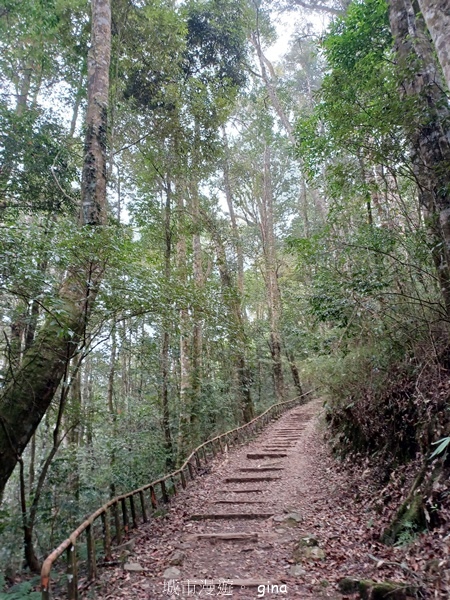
1 0 449 588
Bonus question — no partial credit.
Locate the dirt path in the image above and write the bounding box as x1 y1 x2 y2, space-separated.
91 400 417 600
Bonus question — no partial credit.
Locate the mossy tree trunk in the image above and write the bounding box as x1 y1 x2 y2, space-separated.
389 0 450 316
417 0 450 91
0 0 111 502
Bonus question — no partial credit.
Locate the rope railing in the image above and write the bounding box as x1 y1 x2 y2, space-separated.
40 391 313 599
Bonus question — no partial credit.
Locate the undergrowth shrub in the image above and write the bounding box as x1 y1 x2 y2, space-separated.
303 331 450 479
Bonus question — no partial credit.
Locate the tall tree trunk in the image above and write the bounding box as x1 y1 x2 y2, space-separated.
388 0 450 315
250 33 296 145
209 218 254 422
19 460 40 573
259 146 285 402
222 130 245 296
416 0 450 90
160 180 174 469
216 139 255 420
0 0 111 501
107 325 117 496
67 365 82 500
176 188 192 463
190 179 203 428
16 66 32 117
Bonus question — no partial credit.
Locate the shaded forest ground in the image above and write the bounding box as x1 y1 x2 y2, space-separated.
86 399 449 599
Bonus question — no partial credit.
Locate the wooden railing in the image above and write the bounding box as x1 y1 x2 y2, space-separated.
40 391 312 599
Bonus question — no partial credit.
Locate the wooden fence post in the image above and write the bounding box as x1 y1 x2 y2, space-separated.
86 524 97 581
150 485 158 509
130 495 137 528
102 508 111 559
180 470 187 489
195 452 201 470
139 491 148 523
67 542 78 600
121 498 129 533
113 501 122 544
160 480 169 503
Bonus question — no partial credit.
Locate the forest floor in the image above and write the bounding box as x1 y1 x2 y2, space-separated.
88 399 448 600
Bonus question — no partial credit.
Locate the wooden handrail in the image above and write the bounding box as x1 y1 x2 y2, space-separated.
40 391 312 598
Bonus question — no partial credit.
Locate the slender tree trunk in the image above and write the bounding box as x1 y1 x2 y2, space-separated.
260 146 285 402
222 131 245 296
190 179 203 427
299 178 310 238
69 68 86 138
250 33 296 145
357 151 373 226
28 434 36 490
119 320 129 401
68 365 82 500
161 181 174 469
209 219 254 422
19 460 40 573
0 0 111 501
176 188 192 463
286 350 303 396
107 325 117 496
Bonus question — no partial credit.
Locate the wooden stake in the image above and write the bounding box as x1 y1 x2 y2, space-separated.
67 542 78 600
139 491 148 523
86 524 96 581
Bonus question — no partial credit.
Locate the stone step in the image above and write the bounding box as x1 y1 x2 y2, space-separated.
263 441 294 448
194 532 259 542
224 476 281 483
274 428 302 431
264 441 292 444
212 499 266 504
275 428 304 431
247 453 287 459
190 512 274 520
239 467 284 472
217 488 264 493
263 444 292 447
274 431 302 434
280 427 305 429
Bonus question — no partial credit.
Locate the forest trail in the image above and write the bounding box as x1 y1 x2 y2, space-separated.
91 400 415 600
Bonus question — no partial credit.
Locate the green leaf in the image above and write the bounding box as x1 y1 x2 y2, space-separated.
430 437 450 459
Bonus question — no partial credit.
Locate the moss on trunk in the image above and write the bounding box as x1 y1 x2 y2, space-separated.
339 577 418 599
